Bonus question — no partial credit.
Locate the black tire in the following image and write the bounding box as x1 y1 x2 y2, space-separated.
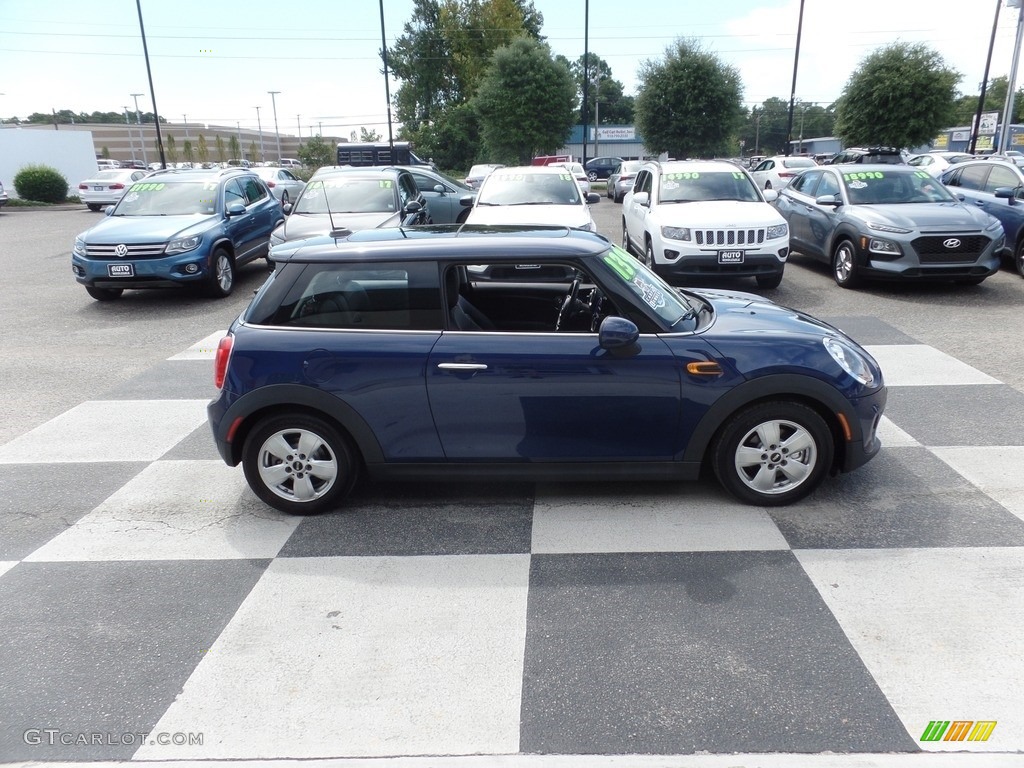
85 285 123 301
712 401 834 506
832 239 862 289
87 204 101 212
204 247 234 298
756 270 784 289
1015 238 1024 278
280 190 289 206
643 238 654 267
621 219 632 255
242 413 359 515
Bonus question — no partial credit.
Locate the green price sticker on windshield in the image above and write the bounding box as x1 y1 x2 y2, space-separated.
379 180 393 188
129 182 166 192
604 245 637 280
664 172 700 181
842 171 884 181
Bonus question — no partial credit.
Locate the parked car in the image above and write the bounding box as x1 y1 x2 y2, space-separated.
940 157 1024 277
775 164 1004 288
96 159 121 171
270 166 429 245
279 158 303 169
0 180 8 208
399 165 474 224
208 225 886 515
907 151 973 177
621 159 790 289
607 160 643 202
71 167 284 301
749 155 817 190
549 161 591 194
463 163 504 189
827 147 906 165
584 155 623 181
251 166 306 207
461 165 601 231
77 169 150 211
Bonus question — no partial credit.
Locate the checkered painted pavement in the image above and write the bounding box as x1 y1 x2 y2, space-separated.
1 319 1023 765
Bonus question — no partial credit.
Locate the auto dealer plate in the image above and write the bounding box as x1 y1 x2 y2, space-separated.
107 263 135 277
718 250 744 264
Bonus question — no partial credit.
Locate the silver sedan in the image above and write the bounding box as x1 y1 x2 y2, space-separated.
252 166 307 207
77 169 149 211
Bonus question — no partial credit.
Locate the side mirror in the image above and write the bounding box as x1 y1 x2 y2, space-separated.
433 184 445 194
633 191 650 207
105 206 115 216
814 194 841 207
282 202 293 215
226 201 246 217
598 315 640 351
586 192 601 204
459 195 475 208
404 200 423 215
762 189 779 202
994 187 1015 201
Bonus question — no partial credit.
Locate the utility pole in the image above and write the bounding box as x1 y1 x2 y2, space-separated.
130 93 147 165
784 0 806 156
183 114 189 140
970 0 1001 155
268 91 282 162
999 0 1024 155
124 107 137 164
254 106 265 162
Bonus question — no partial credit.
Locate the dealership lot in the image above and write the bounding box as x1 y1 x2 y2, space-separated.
1 205 1023 763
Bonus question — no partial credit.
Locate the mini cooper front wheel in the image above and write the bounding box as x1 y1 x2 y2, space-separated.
712 401 834 506
242 414 358 515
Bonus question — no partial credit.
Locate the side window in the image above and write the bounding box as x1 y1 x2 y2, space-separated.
224 179 246 208
816 172 841 198
410 172 437 193
791 170 821 195
943 168 963 187
984 165 1018 193
255 261 443 331
398 174 417 206
281 170 297 181
242 177 267 205
957 165 990 192
638 170 653 195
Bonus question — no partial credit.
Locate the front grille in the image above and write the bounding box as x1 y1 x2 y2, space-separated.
695 228 766 247
912 235 989 264
85 242 166 259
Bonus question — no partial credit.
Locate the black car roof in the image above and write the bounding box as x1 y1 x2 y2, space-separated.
270 225 613 263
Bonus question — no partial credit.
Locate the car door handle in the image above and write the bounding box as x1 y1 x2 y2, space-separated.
437 363 488 371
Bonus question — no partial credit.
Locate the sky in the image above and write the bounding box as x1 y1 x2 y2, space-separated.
2 0 1023 139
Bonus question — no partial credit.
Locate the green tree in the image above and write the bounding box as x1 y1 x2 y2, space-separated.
183 139 195 165
634 39 744 159
571 53 634 126
417 102 481 170
298 135 334 170
475 37 575 164
228 135 241 160
165 134 179 164
835 42 960 149
215 135 227 163
359 126 383 141
197 134 209 164
247 141 259 163
101 146 111 159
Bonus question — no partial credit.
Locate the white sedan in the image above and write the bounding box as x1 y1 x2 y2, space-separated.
749 155 817 190
462 165 600 231
549 161 591 194
907 151 974 177
77 169 149 211
252 166 307 207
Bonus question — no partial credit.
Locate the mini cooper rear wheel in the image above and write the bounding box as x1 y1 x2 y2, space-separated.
712 401 833 506
242 414 358 515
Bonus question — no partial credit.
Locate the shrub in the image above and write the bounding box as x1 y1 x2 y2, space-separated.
13 164 69 204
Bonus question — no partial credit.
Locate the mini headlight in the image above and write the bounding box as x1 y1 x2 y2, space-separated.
866 221 912 234
166 235 202 255
766 222 788 240
661 226 690 241
824 337 876 387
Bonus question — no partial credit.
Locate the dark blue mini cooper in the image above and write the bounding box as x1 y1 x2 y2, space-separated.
208 226 886 513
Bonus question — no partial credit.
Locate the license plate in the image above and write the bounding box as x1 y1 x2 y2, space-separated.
718 250 744 264
93 186 103 191
107 263 134 277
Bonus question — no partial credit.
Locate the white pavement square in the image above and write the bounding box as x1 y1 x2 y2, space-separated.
531 483 789 553
931 446 1024 522
0 562 17 579
135 554 531 760
796 547 1024 752
0 400 209 463
167 331 228 361
25 461 301 562
864 345 1000 387
875 416 919 448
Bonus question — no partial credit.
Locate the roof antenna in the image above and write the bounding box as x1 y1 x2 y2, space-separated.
320 179 351 239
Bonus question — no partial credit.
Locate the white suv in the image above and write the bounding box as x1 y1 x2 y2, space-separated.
622 160 790 288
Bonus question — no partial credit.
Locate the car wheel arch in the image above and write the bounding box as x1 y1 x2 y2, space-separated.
217 384 384 467
680 374 858 473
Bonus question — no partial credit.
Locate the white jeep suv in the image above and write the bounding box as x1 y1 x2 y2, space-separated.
622 160 790 288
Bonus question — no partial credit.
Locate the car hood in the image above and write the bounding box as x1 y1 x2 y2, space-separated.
466 204 594 229
80 214 217 243
849 202 993 230
654 200 784 226
281 211 400 242
690 286 859 343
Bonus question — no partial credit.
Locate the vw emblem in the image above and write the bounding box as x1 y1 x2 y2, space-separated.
943 238 961 249
114 244 129 257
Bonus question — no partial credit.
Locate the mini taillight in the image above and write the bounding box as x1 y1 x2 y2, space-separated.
109 183 125 190
266 180 276 187
213 335 233 389
78 183 88 189
779 172 795 178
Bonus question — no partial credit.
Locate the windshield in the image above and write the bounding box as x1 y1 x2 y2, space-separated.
597 244 693 328
113 180 218 216
841 170 957 205
658 171 761 203
477 172 582 206
295 178 399 214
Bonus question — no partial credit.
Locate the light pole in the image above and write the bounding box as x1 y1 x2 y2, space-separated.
1000 0 1024 155
268 91 282 162
183 114 189 140
254 106 265 162
131 92 148 165
124 106 138 164
798 103 807 155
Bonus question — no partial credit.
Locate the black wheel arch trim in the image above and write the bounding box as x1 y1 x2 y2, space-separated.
826 225 864 260
216 384 384 466
681 373 866 467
